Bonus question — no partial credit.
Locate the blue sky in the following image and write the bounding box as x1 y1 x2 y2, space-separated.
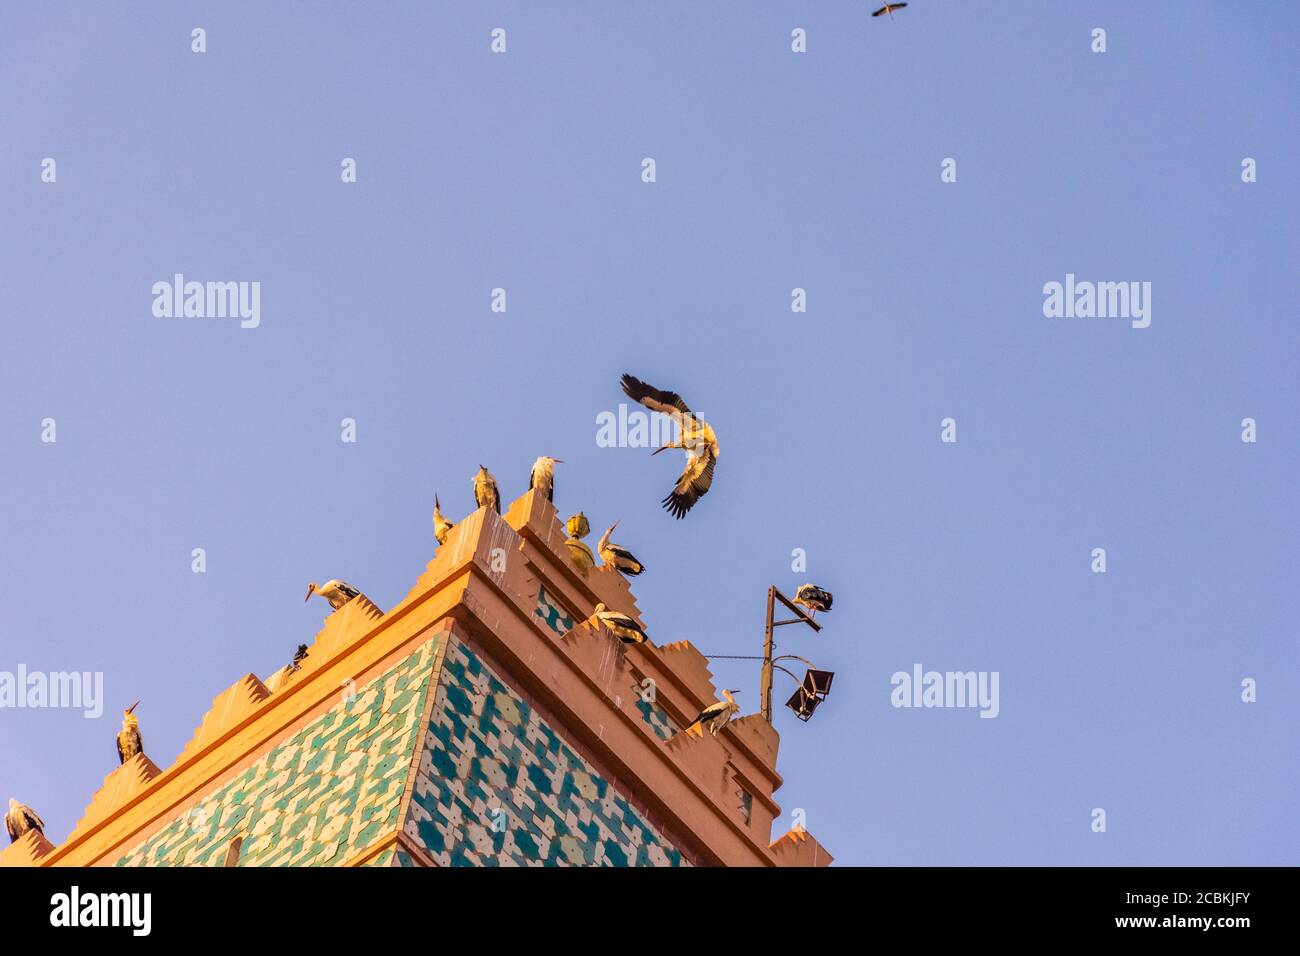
1 2 1296 865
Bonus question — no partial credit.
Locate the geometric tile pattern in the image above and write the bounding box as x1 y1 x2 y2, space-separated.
535 586 673 740
534 586 574 635
113 635 440 867
633 681 679 740
403 635 688 866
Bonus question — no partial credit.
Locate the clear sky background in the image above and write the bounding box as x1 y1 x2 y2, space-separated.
1 2 1296 866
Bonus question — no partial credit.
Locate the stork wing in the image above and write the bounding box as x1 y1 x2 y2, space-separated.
621 374 693 418
871 6 887 15
663 446 717 519
28 807 44 831
337 581 361 601
116 735 125 763
687 701 726 726
4 814 16 841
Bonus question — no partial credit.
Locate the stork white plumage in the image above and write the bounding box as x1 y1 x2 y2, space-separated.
792 584 833 616
5 798 44 843
529 456 563 503
621 374 719 519
585 603 649 645
681 690 741 738
304 579 361 610
474 465 501 513
597 521 645 576
433 494 454 545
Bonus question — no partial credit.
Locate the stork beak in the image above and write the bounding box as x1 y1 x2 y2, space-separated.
435 494 440 509
651 446 667 456
304 584 315 602
553 459 564 464
126 700 140 714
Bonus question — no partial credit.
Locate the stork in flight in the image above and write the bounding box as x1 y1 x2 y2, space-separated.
304 579 361 610
597 521 645 576
116 701 144 765
474 465 501 513
433 494 454 545
793 584 834 616
621 374 719 519
871 2 908 17
529 456 563 503
585 603 649 645
680 690 741 738
5 798 44 843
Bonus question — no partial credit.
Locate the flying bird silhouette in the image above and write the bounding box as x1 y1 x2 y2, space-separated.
872 2 908 17
621 374 719 519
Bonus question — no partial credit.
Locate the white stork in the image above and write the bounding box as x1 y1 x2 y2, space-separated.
681 690 741 738
433 494 454 545
597 521 645 576
529 456 563 503
793 584 833 615
474 465 501 513
585 603 649 645
871 2 908 17
5 798 44 843
116 701 144 765
304 579 361 610
621 374 719 519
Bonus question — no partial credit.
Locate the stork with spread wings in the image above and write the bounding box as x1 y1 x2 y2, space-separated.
620 374 719 519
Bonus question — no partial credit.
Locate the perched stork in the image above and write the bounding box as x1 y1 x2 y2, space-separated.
116 701 144 765
566 512 590 540
5 798 44 843
529 456 563 503
565 536 596 573
681 690 741 738
871 2 908 17
288 643 310 673
621 374 719 519
793 584 834 616
304 579 361 610
433 494 454 545
474 465 501 514
585 603 649 645
597 521 645 576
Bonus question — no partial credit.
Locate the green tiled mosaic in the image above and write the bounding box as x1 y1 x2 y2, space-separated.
114 635 441 867
403 636 687 867
633 679 678 740
534 586 573 635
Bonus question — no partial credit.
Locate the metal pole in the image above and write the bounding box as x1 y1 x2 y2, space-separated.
761 586 776 722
